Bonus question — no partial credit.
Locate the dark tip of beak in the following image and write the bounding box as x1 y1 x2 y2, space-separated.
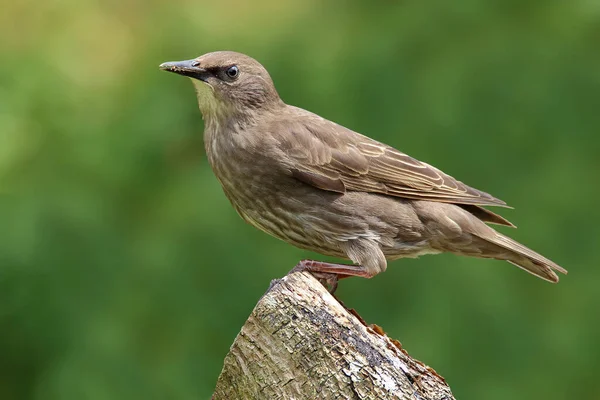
159 59 209 81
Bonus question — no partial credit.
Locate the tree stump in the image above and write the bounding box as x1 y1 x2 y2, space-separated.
213 271 454 399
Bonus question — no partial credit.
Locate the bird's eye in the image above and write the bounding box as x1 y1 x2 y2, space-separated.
225 65 239 79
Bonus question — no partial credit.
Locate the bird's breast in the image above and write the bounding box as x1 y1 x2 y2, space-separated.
204 127 282 217
204 132 342 254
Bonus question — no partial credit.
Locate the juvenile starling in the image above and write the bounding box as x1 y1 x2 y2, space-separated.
159 51 566 289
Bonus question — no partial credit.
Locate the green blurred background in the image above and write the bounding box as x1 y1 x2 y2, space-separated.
1 0 599 399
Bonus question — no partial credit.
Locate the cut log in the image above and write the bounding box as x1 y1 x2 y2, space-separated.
213 271 454 399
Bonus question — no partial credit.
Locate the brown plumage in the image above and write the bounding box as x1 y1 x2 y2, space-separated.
160 51 567 287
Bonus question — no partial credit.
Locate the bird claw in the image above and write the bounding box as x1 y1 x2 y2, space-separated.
289 262 340 294
311 272 339 294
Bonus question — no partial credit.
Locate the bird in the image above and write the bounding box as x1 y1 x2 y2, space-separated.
159 51 566 291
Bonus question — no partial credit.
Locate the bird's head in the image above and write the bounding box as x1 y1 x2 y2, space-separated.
160 51 282 120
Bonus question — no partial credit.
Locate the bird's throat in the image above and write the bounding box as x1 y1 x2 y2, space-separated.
191 80 229 122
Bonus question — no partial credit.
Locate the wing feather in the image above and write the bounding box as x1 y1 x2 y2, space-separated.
273 110 509 209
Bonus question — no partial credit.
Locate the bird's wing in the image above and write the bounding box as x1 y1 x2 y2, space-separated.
272 112 509 208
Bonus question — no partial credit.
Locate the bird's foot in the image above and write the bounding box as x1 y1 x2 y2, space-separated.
313 272 340 294
290 262 339 293
289 259 369 294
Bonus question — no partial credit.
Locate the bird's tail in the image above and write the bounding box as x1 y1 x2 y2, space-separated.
479 232 568 283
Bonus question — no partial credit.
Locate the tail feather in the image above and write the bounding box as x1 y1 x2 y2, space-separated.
459 205 516 228
424 201 566 283
486 233 567 283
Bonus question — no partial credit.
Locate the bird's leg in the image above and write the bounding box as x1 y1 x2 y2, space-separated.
290 259 371 294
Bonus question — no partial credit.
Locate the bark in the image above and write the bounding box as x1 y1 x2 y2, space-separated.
213 271 455 400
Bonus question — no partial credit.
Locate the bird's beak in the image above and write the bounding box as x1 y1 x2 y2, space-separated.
159 59 210 82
